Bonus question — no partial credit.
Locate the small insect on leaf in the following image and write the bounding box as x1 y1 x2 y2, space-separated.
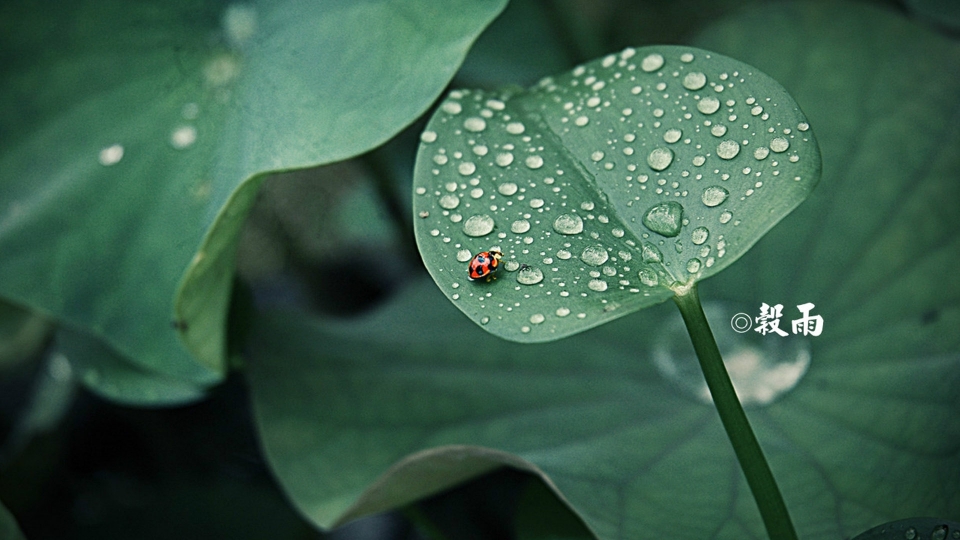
468 249 503 281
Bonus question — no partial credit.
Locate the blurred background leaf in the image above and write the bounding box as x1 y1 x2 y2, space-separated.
0 0 508 399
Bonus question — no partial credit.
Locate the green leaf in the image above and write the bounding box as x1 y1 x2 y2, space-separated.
0 300 51 370
248 3 960 539
57 326 208 406
413 45 821 343
0 0 507 386
851 518 960 540
0 499 26 540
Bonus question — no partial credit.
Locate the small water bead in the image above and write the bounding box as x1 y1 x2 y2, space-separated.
754 146 770 160
682 72 707 91
702 186 729 207
588 279 608 292
580 244 610 266
506 122 525 135
686 258 702 273
719 210 733 224
442 101 462 115
647 147 674 171
692 155 706 167
530 198 545 209
642 201 684 237
170 126 197 149
691 226 709 245
463 117 486 132
456 249 473 262
420 131 437 143
770 137 790 152
98 144 124 166
553 213 584 235
717 140 740 160
486 99 505 110
698 97 721 115
458 162 476 176
525 155 544 169
470 188 483 199
641 53 664 72
439 194 460 209
495 152 514 167
639 268 659 286
575 115 589 126
556 307 571 317
463 214 495 237
591 150 605 162
517 265 544 285
663 129 682 144
586 96 601 108
528 313 546 325
905 528 917 540
498 182 518 196
511 220 531 234
710 124 727 137
473 145 488 156
797 122 810 131
611 227 625 238
556 249 572 260
503 260 520 271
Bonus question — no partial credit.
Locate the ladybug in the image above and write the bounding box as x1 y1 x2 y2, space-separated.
468 249 503 281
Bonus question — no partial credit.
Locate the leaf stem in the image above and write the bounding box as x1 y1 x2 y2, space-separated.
672 283 798 540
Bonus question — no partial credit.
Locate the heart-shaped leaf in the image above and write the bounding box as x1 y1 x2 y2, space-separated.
0 0 507 393
413 45 821 342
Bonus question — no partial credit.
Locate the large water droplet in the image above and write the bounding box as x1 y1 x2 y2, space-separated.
770 137 790 153
641 53 664 72
498 182 518 196
682 72 706 90
553 213 584 235
702 186 729 207
439 194 460 209
691 226 709 245
698 96 720 115
642 202 684 237
663 129 682 144
463 117 486 132
495 152 514 167
717 140 740 160
506 122 525 135
639 268 659 286
580 245 609 266
463 214 495 237
686 258 702 273
525 155 545 169
641 242 663 263
517 265 544 285
456 249 473 262
647 147 674 171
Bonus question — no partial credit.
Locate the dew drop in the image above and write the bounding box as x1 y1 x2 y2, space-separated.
580 244 610 266
530 198 545 208
698 97 721 115
754 146 770 160
717 140 740 160
517 265 544 285
98 144 124 166
503 260 520 271
686 258 702 273
647 147 674 171
663 129 682 144
639 268 659 286
641 242 663 263
770 137 790 152
439 194 460 209
719 210 733 224
642 201 684 237
498 182 518 196
456 249 473 262
590 150 605 162
170 125 197 149
691 226 709 245
530 313 545 324
574 115 589 127
506 122 525 135
511 219 531 234
553 213 584 235
641 53 664 72
463 214 495 237
556 249 572 260
458 162 476 176
495 152 514 167
702 186 729 207
588 279 608 292
525 155 544 169
905 528 917 540
463 117 486 132
420 130 437 143
441 101 462 114
682 72 706 90
710 124 727 137
556 307 571 317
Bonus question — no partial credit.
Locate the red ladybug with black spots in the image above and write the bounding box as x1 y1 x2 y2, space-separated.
468 249 503 281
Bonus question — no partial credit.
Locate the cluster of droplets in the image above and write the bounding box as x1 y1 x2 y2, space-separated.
415 46 816 338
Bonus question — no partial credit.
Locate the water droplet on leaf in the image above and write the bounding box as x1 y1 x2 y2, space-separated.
642 202 684 237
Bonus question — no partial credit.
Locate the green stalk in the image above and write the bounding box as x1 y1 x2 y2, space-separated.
672 283 798 540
